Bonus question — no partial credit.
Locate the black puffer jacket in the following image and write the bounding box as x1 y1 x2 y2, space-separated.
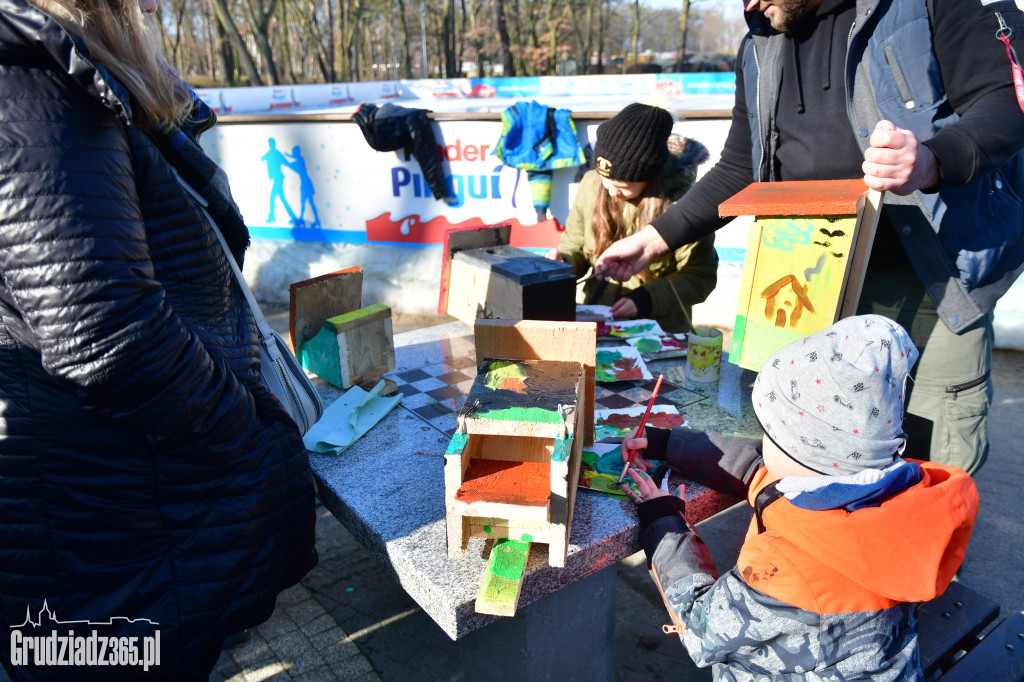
0 1 316 678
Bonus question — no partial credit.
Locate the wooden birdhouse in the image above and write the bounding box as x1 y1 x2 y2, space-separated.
720 180 882 371
438 224 575 323
444 319 596 617
290 267 396 389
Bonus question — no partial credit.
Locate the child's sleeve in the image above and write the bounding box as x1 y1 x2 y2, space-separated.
555 175 593 275
644 427 763 499
638 504 719 637
639 495 781 668
645 512 813 669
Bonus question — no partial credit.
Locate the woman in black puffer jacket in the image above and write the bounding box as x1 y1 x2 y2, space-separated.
0 0 317 678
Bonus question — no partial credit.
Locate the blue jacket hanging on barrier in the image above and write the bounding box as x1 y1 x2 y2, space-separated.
494 100 586 217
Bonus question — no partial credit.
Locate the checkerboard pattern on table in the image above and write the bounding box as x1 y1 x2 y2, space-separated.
386 334 712 435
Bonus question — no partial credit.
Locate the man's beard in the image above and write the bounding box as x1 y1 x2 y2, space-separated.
761 0 813 34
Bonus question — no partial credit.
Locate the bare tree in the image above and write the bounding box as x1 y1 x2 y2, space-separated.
630 0 639 66
443 0 457 75
241 0 282 83
396 0 414 77
209 0 264 84
495 0 515 76
163 0 746 85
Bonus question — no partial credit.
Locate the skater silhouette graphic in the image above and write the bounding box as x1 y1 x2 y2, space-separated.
261 138 296 224
286 145 321 229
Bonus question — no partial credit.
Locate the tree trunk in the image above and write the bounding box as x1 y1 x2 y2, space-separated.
544 0 557 75
280 1 297 82
397 0 413 78
495 0 514 76
323 0 336 81
631 0 640 68
362 22 373 79
677 0 690 70
582 0 595 74
596 0 608 72
209 0 263 85
242 0 281 84
202 0 218 81
443 0 457 77
338 0 362 80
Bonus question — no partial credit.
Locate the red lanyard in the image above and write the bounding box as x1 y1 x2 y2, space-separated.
997 12 1024 114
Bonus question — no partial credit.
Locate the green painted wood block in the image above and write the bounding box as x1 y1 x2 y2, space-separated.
475 535 531 616
298 303 395 389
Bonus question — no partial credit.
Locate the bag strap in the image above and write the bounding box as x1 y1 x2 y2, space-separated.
173 170 278 345
754 481 785 534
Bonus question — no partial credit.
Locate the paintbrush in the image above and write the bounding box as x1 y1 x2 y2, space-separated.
617 374 664 487
576 266 599 286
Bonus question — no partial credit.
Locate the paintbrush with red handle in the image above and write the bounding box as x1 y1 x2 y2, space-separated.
617 373 664 487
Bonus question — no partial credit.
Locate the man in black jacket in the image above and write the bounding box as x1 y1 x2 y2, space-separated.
596 0 1024 475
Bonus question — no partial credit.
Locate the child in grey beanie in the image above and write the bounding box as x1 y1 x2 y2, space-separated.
618 314 978 680
753 313 919 476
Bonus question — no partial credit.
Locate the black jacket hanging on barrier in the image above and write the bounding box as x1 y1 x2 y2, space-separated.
352 102 450 200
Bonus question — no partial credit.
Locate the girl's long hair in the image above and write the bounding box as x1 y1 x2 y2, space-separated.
588 175 671 278
29 0 192 128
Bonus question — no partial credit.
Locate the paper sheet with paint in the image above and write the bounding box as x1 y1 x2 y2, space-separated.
301 380 402 454
575 304 613 321
578 442 666 498
593 404 684 440
596 319 665 339
625 333 688 360
595 346 653 382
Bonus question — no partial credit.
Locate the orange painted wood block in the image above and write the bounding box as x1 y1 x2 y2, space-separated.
719 179 869 218
456 459 550 507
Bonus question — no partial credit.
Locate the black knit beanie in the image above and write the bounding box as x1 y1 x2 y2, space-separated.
594 103 674 182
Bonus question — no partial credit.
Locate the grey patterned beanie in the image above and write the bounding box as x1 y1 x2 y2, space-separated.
752 314 920 476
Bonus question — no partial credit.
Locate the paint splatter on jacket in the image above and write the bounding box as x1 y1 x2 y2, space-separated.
557 136 718 333
636 429 978 681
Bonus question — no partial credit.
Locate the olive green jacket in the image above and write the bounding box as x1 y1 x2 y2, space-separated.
557 136 718 333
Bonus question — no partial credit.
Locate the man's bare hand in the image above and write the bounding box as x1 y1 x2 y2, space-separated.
593 225 670 281
863 120 939 195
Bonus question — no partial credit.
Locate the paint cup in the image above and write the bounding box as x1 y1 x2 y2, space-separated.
686 326 723 383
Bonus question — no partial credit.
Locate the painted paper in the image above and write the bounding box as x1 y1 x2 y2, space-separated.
578 443 643 498
593 405 684 440
595 346 653 382
598 319 666 339
575 304 613 322
626 333 688 359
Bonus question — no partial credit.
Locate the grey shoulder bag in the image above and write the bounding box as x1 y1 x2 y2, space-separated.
175 172 324 436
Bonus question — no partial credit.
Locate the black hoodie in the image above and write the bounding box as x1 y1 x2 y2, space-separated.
773 0 863 182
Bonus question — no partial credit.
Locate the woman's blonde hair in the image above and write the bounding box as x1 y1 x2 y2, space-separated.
588 176 671 278
29 0 192 128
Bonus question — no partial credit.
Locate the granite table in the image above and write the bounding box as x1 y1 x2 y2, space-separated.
307 320 760 679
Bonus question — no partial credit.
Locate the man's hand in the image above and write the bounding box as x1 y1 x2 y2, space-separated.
593 225 670 282
863 120 940 195
610 297 638 319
